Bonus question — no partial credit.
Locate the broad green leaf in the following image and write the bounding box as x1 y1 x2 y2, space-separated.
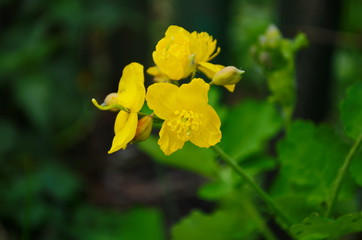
171 209 255 240
274 121 348 201
220 99 282 161
340 82 362 140
291 212 362 239
271 121 353 222
138 136 219 177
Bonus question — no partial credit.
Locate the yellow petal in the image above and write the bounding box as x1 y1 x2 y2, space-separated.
108 111 138 154
146 66 160 76
146 82 180 119
223 84 236 92
198 62 224 79
189 31 219 63
152 26 192 80
190 105 221 147
177 78 209 110
158 120 185 155
117 62 145 111
152 42 191 80
146 66 171 83
165 25 190 42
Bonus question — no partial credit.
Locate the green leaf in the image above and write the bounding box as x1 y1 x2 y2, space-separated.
340 82 362 140
271 121 352 222
274 121 348 201
138 136 219 177
220 99 282 161
171 209 255 240
291 212 362 239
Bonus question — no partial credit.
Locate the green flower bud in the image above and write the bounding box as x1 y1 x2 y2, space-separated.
211 66 245 86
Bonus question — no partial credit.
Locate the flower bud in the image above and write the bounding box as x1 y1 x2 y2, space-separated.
132 115 153 143
211 66 245 86
103 92 120 112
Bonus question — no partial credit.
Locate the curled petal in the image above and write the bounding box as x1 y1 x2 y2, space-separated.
108 111 138 154
117 62 145 111
223 84 236 92
189 31 219 63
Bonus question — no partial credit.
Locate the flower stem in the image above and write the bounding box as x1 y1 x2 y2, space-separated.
91 98 129 112
212 145 293 228
325 133 362 217
242 194 279 240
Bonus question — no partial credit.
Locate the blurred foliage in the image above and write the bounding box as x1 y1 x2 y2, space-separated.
251 25 308 125
1 0 362 239
0 0 164 239
291 212 362 240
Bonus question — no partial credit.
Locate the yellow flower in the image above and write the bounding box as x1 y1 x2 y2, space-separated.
146 78 221 155
92 62 145 153
151 25 220 80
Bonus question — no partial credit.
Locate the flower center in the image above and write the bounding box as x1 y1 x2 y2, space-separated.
167 109 202 141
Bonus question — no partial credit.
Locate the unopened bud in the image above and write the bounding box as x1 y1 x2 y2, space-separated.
132 115 153 143
103 93 120 112
211 66 245 86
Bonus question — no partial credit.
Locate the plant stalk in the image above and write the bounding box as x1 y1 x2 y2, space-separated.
212 145 293 228
325 133 362 217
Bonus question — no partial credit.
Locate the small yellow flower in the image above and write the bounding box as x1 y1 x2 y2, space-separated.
146 78 221 155
93 62 145 153
151 25 220 80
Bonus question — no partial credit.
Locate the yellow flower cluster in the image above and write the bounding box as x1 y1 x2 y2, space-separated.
92 25 244 155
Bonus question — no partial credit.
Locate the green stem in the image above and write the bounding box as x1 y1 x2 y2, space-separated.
212 145 293 228
91 98 129 112
242 194 278 240
325 133 362 217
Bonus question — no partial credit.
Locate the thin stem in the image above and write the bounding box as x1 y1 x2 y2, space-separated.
212 145 294 228
242 194 278 240
325 133 362 217
91 98 129 112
